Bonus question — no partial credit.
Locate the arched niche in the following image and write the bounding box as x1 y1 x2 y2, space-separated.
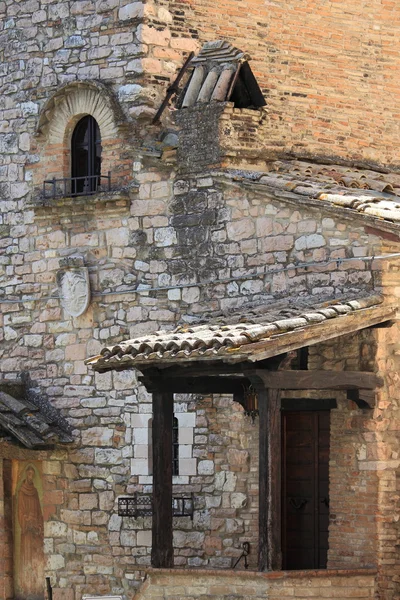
36 80 123 143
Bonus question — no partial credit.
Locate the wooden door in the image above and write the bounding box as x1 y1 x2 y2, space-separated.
282 410 330 570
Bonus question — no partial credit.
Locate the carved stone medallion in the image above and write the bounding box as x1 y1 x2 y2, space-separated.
56 255 91 317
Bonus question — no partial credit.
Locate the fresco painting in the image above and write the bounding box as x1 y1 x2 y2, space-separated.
12 461 45 600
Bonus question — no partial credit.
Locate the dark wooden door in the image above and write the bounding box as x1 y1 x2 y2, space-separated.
282 410 330 570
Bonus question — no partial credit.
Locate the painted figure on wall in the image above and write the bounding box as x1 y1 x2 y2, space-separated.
14 462 44 600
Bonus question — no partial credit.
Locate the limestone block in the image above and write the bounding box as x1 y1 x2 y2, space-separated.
95 448 122 465
46 554 65 570
223 472 237 492
44 521 68 538
108 514 122 531
137 530 152 546
131 414 152 428
19 101 39 116
65 35 86 48
182 286 200 304
81 397 107 408
133 427 149 444
79 494 98 510
179 458 197 475
119 2 143 19
154 227 177 247
295 234 326 250
131 458 150 475
178 444 192 458
198 460 214 475
121 530 136 546
179 427 194 444
99 491 115 511
176 413 196 427
227 219 255 241
166 288 180 302
205 495 221 508
231 492 247 509
81 427 114 447
134 444 149 458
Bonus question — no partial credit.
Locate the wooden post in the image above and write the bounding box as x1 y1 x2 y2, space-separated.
250 376 282 571
151 390 174 568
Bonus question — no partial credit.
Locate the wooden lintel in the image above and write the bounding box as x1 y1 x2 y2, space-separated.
252 370 383 391
139 375 247 395
243 305 397 363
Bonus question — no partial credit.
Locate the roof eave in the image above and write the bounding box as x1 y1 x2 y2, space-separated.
89 302 398 372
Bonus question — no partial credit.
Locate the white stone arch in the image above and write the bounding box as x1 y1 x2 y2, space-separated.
36 80 124 144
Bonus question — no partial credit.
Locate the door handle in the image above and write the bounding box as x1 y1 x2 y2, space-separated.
320 497 329 508
289 497 308 510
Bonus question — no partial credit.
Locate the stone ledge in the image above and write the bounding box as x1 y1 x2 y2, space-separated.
143 567 378 580
29 187 137 217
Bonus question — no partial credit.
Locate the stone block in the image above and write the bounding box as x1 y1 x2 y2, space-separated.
137 530 152 546
131 458 150 475
179 458 197 475
198 460 214 475
176 413 196 427
79 494 98 510
81 427 114 447
179 427 194 444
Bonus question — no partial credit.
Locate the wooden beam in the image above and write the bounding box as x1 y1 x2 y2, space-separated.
252 370 382 391
249 375 282 571
139 375 246 396
151 391 174 568
244 305 397 363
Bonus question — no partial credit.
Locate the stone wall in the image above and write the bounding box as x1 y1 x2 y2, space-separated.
0 161 397 597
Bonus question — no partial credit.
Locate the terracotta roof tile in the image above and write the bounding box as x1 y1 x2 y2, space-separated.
86 294 385 371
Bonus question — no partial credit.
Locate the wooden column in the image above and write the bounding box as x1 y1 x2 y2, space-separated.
151 390 174 568
250 376 282 571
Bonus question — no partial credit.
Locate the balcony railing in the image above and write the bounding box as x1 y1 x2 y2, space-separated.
43 173 111 200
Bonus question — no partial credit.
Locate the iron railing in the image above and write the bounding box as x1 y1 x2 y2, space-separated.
43 172 111 199
118 494 194 519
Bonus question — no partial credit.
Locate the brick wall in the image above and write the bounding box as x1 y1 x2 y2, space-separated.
135 567 377 600
165 0 400 168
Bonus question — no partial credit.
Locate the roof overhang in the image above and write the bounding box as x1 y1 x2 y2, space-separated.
86 295 397 372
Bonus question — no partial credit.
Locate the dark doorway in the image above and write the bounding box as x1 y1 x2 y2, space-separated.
282 410 330 570
71 115 101 195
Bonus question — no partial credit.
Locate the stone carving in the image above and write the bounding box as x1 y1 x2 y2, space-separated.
56 255 91 317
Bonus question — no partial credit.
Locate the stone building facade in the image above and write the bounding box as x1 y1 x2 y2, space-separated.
1 1 400 600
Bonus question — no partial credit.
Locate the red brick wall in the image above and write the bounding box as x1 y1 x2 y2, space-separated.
164 0 400 168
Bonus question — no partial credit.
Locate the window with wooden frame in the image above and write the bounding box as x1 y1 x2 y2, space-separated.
71 115 101 195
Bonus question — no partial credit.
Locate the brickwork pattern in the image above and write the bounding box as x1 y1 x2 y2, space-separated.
135 568 377 600
166 0 400 167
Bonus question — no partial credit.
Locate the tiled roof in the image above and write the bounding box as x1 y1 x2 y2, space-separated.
255 160 400 223
86 295 384 371
0 390 73 449
180 40 265 107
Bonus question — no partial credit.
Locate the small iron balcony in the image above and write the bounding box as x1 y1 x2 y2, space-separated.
43 173 111 200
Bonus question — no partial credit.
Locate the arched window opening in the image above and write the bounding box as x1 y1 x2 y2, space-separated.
71 115 101 195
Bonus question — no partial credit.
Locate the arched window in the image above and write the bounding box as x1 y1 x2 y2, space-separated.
71 115 101 195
